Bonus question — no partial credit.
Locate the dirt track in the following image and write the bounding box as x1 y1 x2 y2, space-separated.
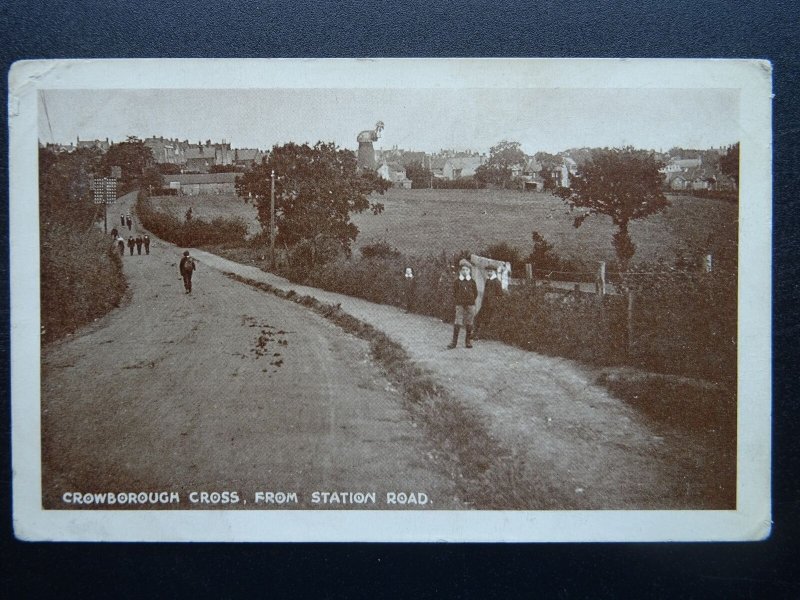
42 194 459 509
41 192 733 510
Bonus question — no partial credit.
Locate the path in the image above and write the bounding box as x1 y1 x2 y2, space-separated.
42 194 460 509
195 250 725 509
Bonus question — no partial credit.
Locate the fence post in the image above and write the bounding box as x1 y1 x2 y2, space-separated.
525 263 533 285
596 261 606 298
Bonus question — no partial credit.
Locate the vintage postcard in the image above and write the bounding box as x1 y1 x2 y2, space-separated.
9 58 771 541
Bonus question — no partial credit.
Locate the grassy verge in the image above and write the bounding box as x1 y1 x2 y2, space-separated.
41 224 127 344
597 369 737 507
225 272 566 509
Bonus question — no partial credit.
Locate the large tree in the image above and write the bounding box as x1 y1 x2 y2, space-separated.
475 140 527 189
39 146 102 227
719 142 739 188
237 141 387 261
100 136 155 193
555 147 669 272
405 160 433 189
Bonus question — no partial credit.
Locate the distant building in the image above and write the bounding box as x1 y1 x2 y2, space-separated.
76 137 110 152
234 148 265 168
377 162 412 188
442 156 485 180
661 156 702 174
165 172 241 196
184 144 217 173
144 136 186 165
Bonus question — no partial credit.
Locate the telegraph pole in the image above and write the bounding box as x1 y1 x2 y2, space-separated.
270 169 276 267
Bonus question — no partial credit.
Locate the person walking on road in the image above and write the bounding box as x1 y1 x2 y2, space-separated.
117 236 125 256
475 266 503 340
120 213 125 227
448 258 478 349
126 214 132 231
135 235 143 255
179 250 197 294
127 236 135 256
143 234 150 255
110 227 118 239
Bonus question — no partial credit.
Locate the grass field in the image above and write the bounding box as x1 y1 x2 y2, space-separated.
150 194 262 237
352 189 738 267
152 188 737 268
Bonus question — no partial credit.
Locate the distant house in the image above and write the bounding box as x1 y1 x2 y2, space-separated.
666 166 721 191
377 162 412 188
442 156 484 180
661 156 702 174
428 157 447 179
184 145 217 173
45 142 76 153
144 136 186 165
76 137 110 153
234 148 265 168
165 172 241 196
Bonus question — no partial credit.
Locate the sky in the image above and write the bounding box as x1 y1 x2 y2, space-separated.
38 87 739 154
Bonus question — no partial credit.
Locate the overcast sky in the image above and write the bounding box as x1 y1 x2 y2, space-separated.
38 87 739 154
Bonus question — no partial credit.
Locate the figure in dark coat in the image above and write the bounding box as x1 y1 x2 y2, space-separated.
135 236 143 255
179 250 196 294
143 235 150 255
127 236 135 255
117 236 125 256
120 213 125 227
126 215 132 230
475 267 503 339
448 259 478 349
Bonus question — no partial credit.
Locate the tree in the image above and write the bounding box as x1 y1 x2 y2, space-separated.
405 160 433 189
534 152 560 191
236 142 387 263
100 136 155 193
555 148 669 272
39 146 102 228
719 142 739 188
475 140 526 189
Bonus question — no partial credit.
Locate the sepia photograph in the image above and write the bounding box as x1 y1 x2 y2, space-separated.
10 58 771 541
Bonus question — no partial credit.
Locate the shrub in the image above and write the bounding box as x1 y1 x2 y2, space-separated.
360 239 402 260
295 244 735 382
41 223 127 344
481 241 524 274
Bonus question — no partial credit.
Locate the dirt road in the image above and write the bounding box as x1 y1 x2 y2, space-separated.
197 255 733 510
42 196 459 509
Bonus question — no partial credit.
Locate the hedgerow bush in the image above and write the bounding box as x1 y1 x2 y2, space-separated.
295 246 735 382
41 222 127 344
136 193 248 248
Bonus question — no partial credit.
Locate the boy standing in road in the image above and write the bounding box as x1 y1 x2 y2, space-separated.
448 258 478 349
179 250 197 294
143 235 151 255
127 236 135 255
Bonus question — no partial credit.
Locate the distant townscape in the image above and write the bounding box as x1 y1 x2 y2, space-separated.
41 136 738 196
